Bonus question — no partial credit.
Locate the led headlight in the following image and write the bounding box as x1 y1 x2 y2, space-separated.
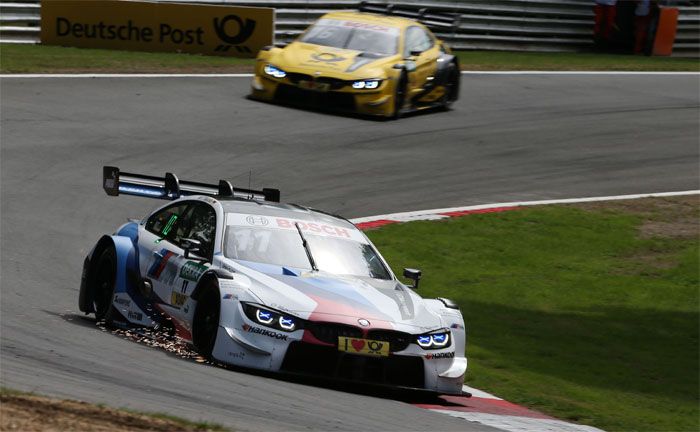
416 331 451 349
242 303 300 332
352 79 381 90
264 64 287 79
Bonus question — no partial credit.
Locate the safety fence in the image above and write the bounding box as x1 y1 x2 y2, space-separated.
1 0 698 56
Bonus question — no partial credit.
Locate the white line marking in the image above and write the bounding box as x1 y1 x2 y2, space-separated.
350 190 700 224
463 385 502 400
431 411 606 432
0 73 254 78
1 71 698 79
460 71 699 75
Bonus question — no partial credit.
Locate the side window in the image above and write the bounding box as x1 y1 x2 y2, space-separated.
146 203 190 239
404 26 433 56
178 203 217 259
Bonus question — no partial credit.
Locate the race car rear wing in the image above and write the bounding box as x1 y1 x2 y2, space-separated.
102 166 280 202
358 1 460 31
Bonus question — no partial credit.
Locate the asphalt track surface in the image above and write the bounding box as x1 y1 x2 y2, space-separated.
1 74 699 431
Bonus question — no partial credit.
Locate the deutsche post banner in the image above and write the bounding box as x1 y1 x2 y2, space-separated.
41 1 274 57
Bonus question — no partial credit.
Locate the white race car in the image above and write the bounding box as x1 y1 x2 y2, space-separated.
79 167 467 394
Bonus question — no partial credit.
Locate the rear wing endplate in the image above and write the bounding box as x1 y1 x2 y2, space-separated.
103 166 280 202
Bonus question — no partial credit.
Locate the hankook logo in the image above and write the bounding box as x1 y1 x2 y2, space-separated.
213 14 256 53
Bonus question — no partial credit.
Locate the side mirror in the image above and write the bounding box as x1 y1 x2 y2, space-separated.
403 268 422 289
181 238 202 259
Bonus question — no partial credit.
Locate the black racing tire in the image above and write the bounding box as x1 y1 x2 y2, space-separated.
192 282 221 359
441 62 460 110
93 247 117 324
392 72 408 120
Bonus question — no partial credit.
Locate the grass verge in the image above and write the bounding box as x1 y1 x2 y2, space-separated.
366 196 699 432
1 43 698 73
0 387 228 431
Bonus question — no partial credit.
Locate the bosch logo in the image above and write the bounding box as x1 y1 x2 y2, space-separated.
213 14 256 53
246 215 269 226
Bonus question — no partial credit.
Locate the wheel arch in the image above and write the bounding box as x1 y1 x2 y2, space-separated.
78 235 137 314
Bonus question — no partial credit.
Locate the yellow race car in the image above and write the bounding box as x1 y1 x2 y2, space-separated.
250 11 460 118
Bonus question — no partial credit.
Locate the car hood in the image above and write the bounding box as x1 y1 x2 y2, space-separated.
274 42 399 79
230 261 441 331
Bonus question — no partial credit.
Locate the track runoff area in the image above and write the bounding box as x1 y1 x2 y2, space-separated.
350 190 698 432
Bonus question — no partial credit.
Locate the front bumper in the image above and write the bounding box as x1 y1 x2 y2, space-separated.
250 73 394 117
212 302 466 395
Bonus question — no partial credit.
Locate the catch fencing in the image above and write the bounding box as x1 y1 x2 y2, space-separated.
1 0 698 56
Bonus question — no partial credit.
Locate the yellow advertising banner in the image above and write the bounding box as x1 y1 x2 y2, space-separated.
41 0 274 57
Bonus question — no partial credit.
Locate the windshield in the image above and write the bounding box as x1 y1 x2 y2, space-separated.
224 213 392 280
300 19 399 56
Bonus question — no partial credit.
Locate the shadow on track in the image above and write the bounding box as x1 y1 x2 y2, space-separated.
54 310 466 406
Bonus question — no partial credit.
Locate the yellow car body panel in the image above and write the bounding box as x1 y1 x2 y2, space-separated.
250 11 460 118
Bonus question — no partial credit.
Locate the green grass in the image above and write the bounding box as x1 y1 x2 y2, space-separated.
366 199 699 432
0 43 253 73
1 43 698 73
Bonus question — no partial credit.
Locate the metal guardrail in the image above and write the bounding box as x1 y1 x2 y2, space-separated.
0 0 40 43
1 0 697 57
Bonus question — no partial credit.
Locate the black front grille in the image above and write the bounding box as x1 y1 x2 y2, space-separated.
274 84 356 111
286 73 349 90
367 329 413 352
281 342 425 389
305 323 414 353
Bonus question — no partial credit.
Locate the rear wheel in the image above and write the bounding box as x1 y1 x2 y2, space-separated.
192 282 220 359
93 247 117 324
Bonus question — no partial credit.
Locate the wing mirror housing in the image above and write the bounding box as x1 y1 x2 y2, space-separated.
403 268 422 289
181 238 202 259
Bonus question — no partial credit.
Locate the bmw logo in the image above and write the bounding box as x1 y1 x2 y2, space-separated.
358 319 370 327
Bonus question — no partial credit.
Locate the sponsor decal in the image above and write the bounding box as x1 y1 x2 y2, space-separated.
228 214 366 242
338 336 389 357
114 296 131 307
222 293 235 300
450 323 465 330
358 318 370 327
425 351 455 360
228 351 246 360
245 215 269 226
310 52 346 63
128 311 143 321
147 249 175 279
171 291 187 307
183 304 190 314
179 261 207 282
242 324 288 341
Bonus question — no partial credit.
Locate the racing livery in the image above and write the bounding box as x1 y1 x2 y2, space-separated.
250 11 460 118
80 167 467 394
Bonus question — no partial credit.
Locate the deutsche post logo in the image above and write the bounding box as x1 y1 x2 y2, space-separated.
310 52 346 63
213 14 255 53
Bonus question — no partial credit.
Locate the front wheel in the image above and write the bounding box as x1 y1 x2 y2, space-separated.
192 282 221 359
391 73 408 119
93 247 117 325
441 62 460 110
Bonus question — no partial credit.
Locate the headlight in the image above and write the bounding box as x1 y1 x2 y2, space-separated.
242 303 300 332
416 331 451 349
264 64 287 79
352 79 381 90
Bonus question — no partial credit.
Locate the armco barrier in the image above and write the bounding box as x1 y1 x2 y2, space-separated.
1 0 698 57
